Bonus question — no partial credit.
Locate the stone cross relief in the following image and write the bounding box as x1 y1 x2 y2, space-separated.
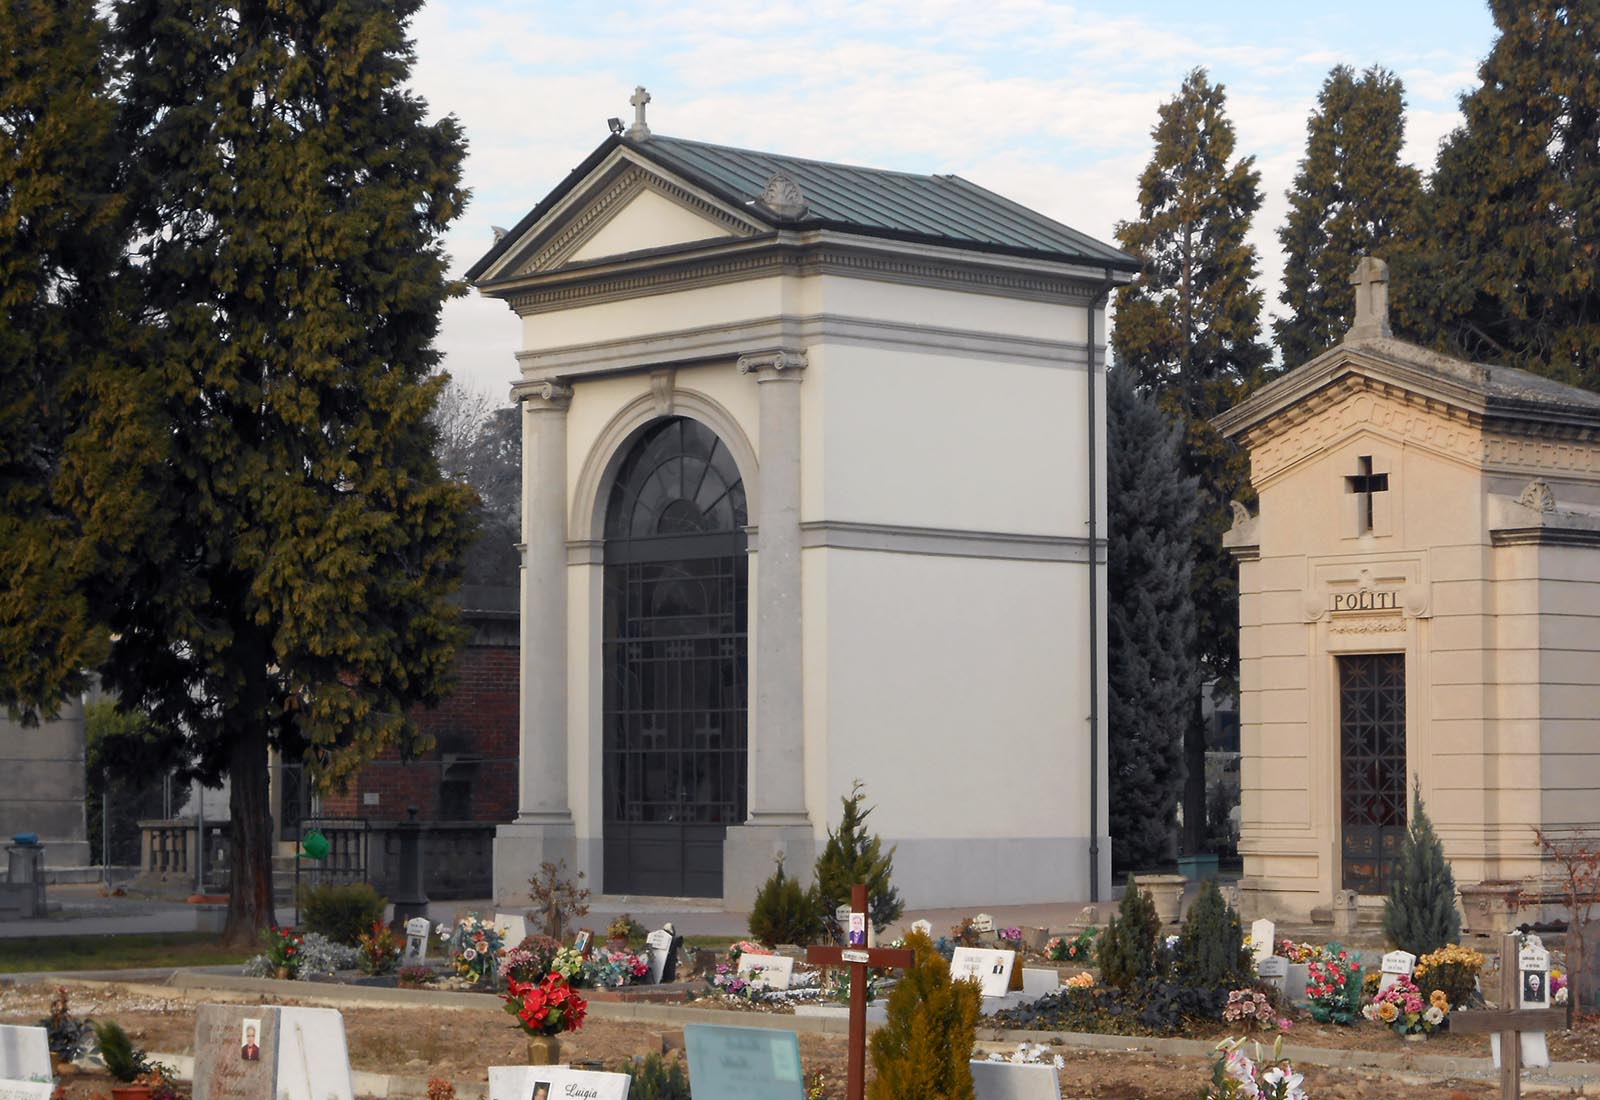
628 86 652 139
1348 255 1393 341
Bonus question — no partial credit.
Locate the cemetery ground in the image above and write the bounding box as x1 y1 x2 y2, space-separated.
2 973 1598 1098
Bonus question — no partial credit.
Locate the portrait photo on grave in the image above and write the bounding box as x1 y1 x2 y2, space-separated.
574 929 592 956
241 1019 261 1062
1524 970 1547 1005
530 1081 551 1100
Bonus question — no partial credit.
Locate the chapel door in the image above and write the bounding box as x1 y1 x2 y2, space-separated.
1337 653 1407 893
601 418 748 898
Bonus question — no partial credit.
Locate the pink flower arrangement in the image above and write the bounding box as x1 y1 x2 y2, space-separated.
1361 975 1445 1036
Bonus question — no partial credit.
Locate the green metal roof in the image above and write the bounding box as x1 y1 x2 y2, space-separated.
468 134 1137 282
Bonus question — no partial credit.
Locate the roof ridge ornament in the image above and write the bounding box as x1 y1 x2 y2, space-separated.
1348 255 1393 342
628 86 651 140
757 172 808 221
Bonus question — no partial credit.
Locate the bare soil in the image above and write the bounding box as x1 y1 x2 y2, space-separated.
2 979 1593 1100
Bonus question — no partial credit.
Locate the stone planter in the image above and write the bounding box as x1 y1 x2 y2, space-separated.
1176 854 1219 883
526 1034 561 1064
1460 880 1522 937
1130 873 1187 925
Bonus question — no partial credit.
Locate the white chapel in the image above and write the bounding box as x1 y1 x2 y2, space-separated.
468 92 1136 907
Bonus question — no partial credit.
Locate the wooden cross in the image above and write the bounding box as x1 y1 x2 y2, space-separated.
1449 933 1566 1100
805 884 915 1100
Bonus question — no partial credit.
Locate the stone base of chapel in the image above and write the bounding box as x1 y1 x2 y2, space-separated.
721 820 816 911
492 818 577 907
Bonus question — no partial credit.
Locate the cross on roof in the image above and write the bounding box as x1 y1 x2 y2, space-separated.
628 86 652 140
1348 255 1393 341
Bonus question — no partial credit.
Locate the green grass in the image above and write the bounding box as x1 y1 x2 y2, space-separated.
0 932 253 973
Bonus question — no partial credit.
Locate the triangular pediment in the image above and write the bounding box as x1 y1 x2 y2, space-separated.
480 149 768 283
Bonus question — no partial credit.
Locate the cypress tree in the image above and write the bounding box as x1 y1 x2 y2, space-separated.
0 0 126 717
1097 886 1163 993
1276 65 1423 366
868 930 980 1100
814 780 904 934
1383 781 1460 956
1410 1 1600 388
1106 364 1197 871
103 0 475 941
1112 68 1270 854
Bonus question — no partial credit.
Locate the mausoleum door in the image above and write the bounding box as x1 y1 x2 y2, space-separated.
601 417 749 898
1337 653 1407 894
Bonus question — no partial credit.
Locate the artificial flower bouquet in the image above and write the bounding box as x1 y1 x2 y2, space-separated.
584 946 650 988
1223 988 1292 1032
1204 1036 1307 1100
440 913 508 984
1361 975 1447 1036
358 921 401 975
708 960 770 1001
1414 943 1484 1009
1305 944 1363 1025
501 972 588 1036
1553 969 1569 1005
1046 928 1097 964
262 925 304 977
500 935 562 984
1275 939 1323 964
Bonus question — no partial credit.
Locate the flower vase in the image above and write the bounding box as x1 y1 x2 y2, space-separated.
527 1034 561 1065
275 967 291 981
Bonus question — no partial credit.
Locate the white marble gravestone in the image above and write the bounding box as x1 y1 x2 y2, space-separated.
0 1027 50 1086
951 947 1015 997
972 913 996 934
1249 919 1275 966
1256 954 1288 993
488 1066 632 1100
274 1006 355 1100
0 1083 53 1100
1378 949 1416 992
737 951 795 991
646 928 675 983
495 912 528 949
1021 968 1060 1000
910 919 933 938
401 917 431 966
971 1060 1062 1100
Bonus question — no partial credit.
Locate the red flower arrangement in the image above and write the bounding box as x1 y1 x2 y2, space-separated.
501 972 588 1037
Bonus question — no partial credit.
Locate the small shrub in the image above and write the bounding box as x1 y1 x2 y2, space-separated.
298 881 388 946
868 930 980 1100
1175 879 1251 999
91 1020 152 1082
1097 888 1163 993
528 859 590 940
298 931 361 978
748 858 824 947
1383 781 1460 956
624 1053 692 1100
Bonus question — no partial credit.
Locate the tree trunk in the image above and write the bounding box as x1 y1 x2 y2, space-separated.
222 712 277 945
1181 695 1208 856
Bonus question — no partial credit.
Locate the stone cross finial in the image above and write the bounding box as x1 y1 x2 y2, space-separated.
628 86 652 140
1348 255 1392 341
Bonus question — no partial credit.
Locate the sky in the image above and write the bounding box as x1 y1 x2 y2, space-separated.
407 1 1500 403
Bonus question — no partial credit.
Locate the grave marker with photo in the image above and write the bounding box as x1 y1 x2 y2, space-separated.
488 1066 633 1100
950 947 1015 998
193 1004 280 1100
401 917 432 966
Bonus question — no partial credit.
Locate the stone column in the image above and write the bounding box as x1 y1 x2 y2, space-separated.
492 379 576 903
722 349 813 906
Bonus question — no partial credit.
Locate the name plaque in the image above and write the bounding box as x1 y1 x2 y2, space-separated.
1331 590 1400 612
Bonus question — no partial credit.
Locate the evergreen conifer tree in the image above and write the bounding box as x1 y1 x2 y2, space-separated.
1106 364 1198 870
868 930 979 1100
1096 886 1163 992
815 780 904 933
1383 781 1460 956
99 0 475 941
1409 1 1600 389
1112 68 1270 854
1175 878 1251 999
747 858 824 947
1276 65 1423 366
0 0 127 716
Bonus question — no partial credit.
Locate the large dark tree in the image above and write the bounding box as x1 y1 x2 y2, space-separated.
0 0 125 718
1112 68 1270 855
1408 1 1600 388
1276 65 1423 366
1106 364 1198 871
99 0 475 941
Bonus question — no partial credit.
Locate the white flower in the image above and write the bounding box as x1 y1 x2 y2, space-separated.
1556 988 1568 1005
1424 1006 1444 1025
1262 1066 1303 1095
463 947 478 961
1051 1055 1065 1069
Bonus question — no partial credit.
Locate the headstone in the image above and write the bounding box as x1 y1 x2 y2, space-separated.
1378 949 1417 992
0 1083 53 1100
684 1023 805 1100
970 1060 1062 1100
488 1066 632 1100
1512 937 1553 1068
401 917 431 966
971 913 995 934
1256 954 1288 993
1249 919 1275 966
193 1004 280 1100
495 912 527 949
646 928 675 984
1021 968 1060 1000
737 951 796 991
275 1006 355 1100
950 947 1015 997
910 919 933 938
0 1026 50 1085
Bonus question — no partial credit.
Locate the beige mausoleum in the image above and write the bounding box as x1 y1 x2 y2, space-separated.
467 93 1136 908
1216 258 1600 922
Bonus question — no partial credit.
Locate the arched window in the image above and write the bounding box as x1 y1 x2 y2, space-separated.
601 417 748 897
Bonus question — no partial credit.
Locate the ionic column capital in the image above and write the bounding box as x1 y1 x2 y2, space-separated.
512 379 574 410
736 348 808 381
